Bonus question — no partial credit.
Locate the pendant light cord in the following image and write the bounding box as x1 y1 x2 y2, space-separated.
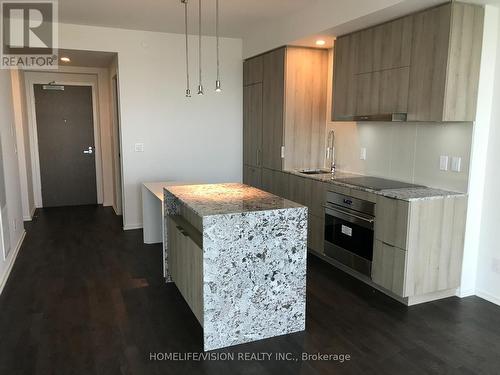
198 0 202 89
216 0 220 82
183 0 191 96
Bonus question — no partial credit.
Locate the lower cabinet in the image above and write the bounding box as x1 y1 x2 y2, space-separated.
261 168 289 198
308 214 325 254
168 216 203 324
371 240 407 297
243 165 262 189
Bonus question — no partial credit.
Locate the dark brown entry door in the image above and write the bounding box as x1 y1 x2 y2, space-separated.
34 84 97 207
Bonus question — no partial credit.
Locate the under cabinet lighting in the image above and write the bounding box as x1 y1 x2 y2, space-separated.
60 57 70 62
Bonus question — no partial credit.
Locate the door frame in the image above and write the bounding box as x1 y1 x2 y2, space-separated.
25 74 103 207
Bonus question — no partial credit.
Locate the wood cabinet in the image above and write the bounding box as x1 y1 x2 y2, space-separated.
261 168 289 198
243 56 263 86
331 34 358 120
167 216 203 323
332 2 484 122
333 16 412 120
243 84 263 167
408 2 484 122
283 48 328 170
308 214 325 254
243 165 262 189
244 46 328 172
372 240 407 297
262 48 285 171
372 195 467 299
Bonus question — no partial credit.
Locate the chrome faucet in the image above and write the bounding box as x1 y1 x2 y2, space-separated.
327 130 336 175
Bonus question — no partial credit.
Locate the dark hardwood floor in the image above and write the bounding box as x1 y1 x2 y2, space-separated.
0 206 499 375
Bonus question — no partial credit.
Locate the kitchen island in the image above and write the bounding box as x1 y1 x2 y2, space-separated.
163 183 307 351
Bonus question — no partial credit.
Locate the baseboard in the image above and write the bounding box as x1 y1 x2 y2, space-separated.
23 206 37 222
123 223 143 231
0 230 26 296
457 288 476 298
476 289 500 306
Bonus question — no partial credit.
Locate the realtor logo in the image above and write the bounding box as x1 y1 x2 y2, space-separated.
1 0 58 69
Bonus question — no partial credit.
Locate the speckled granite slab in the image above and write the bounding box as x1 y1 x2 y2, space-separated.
286 170 466 201
164 183 307 351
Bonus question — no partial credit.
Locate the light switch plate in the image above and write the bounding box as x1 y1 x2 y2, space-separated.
492 258 500 275
134 143 144 152
360 147 367 160
439 155 449 171
451 156 461 172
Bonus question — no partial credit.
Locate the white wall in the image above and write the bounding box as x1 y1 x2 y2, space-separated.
460 4 500 301
0 70 26 294
58 24 243 229
475 5 500 305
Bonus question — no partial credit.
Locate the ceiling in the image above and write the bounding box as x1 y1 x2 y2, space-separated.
58 0 312 38
57 49 116 68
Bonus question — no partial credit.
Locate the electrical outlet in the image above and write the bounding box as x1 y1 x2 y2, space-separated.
451 156 462 172
493 258 500 275
439 155 449 171
134 143 144 152
360 147 367 160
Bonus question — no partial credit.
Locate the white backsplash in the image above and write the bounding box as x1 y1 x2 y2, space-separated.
324 121 473 193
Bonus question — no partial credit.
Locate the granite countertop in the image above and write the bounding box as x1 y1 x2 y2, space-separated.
286 170 467 201
164 183 303 217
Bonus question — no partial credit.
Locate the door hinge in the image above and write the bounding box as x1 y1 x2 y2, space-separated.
281 146 285 158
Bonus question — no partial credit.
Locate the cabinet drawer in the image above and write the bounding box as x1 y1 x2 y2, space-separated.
375 196 409 249
372 240 407 297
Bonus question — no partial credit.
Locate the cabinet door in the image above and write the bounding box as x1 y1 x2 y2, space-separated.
372 240 407 297
243 84 263 167
332 34 359 120
354 67 410 115
305 179 326 217
356 16 413 74
374 196 409 249
262 48 285 170
308 214 325 254
283 48 328 170
288 174 307 205
243 56 263 86
261 168 289 198
243 165 262 189
407 4 451 121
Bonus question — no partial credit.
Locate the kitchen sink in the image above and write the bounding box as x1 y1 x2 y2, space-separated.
298 169 330 175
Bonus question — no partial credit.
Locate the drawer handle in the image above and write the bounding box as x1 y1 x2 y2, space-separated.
176 225 189 237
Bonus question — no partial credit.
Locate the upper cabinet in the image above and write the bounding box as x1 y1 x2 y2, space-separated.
243 55 263 86
408 2 484 122
332 2 484 122
243 46 328 173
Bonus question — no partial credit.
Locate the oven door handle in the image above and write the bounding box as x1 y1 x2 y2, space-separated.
324 205 375 228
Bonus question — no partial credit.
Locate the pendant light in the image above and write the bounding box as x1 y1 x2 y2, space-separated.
197 0 204 95
215 0 222 92
181 0 191 97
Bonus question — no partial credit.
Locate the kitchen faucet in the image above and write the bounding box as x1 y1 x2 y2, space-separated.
327 130 336 175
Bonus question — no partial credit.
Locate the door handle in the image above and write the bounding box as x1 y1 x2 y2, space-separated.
83 146 94 154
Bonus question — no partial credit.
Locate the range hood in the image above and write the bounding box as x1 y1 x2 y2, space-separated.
351 113 407 122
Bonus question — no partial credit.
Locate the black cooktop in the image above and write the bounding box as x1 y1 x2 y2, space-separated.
334 176 424 191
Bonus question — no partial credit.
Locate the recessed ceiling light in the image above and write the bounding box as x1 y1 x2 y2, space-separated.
315 40 326 46
60 57 70 62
